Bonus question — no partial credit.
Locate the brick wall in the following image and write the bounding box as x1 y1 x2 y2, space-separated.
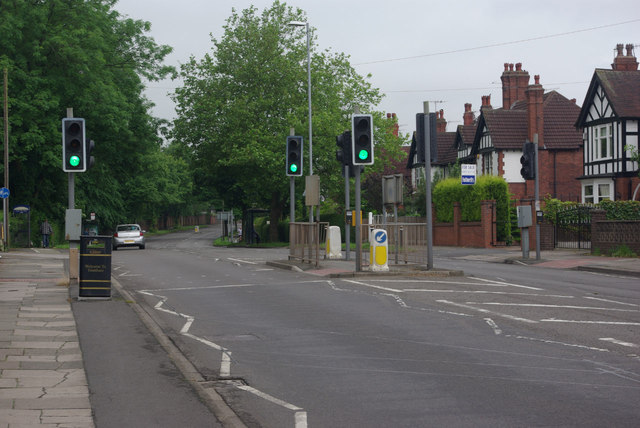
591 209 640 254
433 200 498 248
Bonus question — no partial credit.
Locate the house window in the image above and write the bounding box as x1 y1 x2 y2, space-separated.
483 153 493 175
583 181 612 203
584 185 594 204
595 125 612 159
598 184 610 201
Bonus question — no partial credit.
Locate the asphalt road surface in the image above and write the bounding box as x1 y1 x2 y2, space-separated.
112 226 640 428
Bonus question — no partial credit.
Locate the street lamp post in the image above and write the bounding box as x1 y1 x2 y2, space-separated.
288 20 314 222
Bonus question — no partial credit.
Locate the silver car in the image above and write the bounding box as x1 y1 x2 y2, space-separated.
113 224 146 250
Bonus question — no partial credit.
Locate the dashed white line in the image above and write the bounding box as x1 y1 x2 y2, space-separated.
467 302 639 312
599 338 639 348
484 318 502 335
228 257 258 265
584 296 640 307
541 319 640 326
437 299 538 323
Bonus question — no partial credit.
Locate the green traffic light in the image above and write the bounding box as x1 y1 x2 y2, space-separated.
358 149 369 160
289 163 298 173
69 155 81 167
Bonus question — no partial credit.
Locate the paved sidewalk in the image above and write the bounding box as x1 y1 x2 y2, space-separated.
0 249 93 427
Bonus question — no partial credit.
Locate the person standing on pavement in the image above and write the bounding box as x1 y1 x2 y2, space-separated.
40 219 53 248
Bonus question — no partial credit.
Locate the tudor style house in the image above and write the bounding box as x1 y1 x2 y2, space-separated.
575 44 640 203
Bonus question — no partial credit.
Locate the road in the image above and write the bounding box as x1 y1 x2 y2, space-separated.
112 226 640 428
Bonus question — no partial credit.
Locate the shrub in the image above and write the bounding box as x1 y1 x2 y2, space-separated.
433 175 511 242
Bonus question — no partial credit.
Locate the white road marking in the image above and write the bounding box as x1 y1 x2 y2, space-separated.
470 277 543 290
343 279 402 293
484 318 502 335
466 302 638 312
584 296 639 307
599 338 639 348
139 287 306 424
510 335 609 352
437 300 538 323
404 289 572 298
541 319 640 326
228 257 258 265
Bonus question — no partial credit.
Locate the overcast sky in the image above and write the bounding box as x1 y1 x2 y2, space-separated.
115 0 639 136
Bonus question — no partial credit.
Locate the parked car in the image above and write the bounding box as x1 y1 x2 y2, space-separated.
113 224 145 250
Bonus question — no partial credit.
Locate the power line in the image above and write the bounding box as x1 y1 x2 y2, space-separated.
355 18 640 66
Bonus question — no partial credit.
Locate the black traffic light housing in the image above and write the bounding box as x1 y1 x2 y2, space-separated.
62 118 86 172
415 112 438 166
286 136 303 176
335 130 352 166
86 139 95 170
520 141 536 180
351 114 374 165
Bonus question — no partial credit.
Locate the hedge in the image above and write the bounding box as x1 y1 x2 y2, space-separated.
433 175 511 242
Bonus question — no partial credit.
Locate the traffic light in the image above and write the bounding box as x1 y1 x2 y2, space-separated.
415 113 438 165
86 139 95 170
286 136 303 176
335 130 352 166
520 141 536 180
62 118 86 172
351 114 374 165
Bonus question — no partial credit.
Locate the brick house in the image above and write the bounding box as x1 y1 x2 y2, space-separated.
469 63 583 201
575 44 640 202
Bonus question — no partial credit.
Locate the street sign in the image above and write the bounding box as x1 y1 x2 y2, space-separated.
374 230 387 244
461 164 476 185
0 187 9 198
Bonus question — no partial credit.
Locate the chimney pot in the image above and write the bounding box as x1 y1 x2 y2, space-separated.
515 63 522 71
617 43 624 56
509 63 514 71
626 44 634 56
571 98 576 104
392 113 396 118
387 113 391 119
534 75 540 85
504 63 509 71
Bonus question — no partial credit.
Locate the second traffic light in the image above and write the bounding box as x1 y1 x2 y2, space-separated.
520 141 536 180
62 118 86 172
286 136 303 176
351 114 374 165
335 130 352 166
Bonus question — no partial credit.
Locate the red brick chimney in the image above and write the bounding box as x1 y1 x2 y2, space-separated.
386 113 399 136
436 109 447 132
463 103 474 126
612 43 638 71
525 75 544 146
501 62 530 109
480 95 492 112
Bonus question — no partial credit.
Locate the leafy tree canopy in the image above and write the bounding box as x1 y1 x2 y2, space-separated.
171 1 406 238
0 0 183 234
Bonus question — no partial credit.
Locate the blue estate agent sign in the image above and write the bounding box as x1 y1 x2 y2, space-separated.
0 187 9 198
374 230 387 244
461 164 476 185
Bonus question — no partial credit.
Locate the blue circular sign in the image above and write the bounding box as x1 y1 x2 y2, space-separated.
374 230 387 244
0 187 9 199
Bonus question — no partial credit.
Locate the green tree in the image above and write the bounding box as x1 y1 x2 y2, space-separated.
0 0 178 238
171 1 403 241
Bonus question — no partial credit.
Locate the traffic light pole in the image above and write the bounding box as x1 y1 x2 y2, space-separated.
345 165 350 261
423 102 434 270
534 133 541 260
67 108 79 280
355 165 362 272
